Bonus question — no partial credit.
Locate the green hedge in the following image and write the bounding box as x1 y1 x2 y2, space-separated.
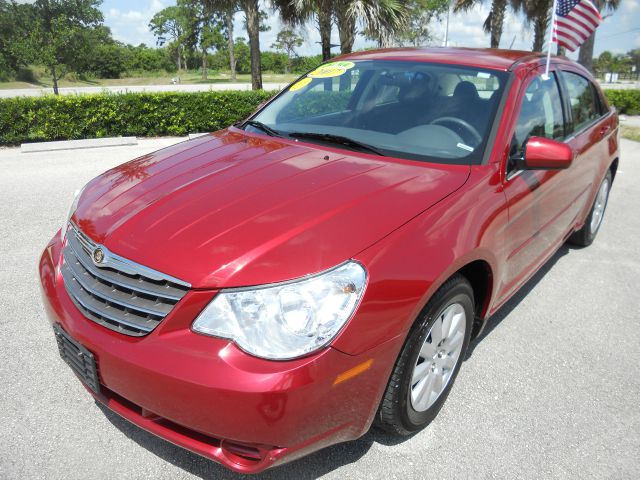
0 90 274 145
604 89 640 116
1 88 638 146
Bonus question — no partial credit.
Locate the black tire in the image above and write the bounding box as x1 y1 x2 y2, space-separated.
569 170 612 247
376 274 474 435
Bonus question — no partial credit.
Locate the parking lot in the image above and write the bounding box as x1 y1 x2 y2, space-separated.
1 137 639 479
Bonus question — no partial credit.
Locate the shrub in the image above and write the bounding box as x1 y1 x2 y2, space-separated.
292 55 323 74
2 88 636 146
0 90 275 145
604 89 640 115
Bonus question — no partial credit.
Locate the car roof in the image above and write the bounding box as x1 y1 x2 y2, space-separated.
335 47 558 72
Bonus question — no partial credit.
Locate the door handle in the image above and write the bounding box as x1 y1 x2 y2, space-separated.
600 125 611 136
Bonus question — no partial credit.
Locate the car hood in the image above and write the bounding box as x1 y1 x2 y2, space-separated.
73 129 470 288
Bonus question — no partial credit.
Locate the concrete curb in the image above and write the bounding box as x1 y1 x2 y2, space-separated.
21 136 138 153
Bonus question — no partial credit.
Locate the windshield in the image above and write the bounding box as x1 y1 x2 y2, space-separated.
247 60 508 164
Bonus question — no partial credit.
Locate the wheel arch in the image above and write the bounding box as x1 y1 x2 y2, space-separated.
456 260 494 339
411 253 497 342
610 157 619 182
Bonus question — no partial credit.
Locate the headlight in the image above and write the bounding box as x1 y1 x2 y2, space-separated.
192 261 367 360
61 184 86 240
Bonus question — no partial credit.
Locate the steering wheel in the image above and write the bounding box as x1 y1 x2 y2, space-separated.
429 117 482 145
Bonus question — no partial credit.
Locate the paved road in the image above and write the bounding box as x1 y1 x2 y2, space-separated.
1 80 636 98
1 138 639 479
0 83 287 98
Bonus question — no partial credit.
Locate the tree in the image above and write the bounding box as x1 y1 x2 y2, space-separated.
233 36 251 73
271 29 303 72
0 0 27 80
629 49 640 76
9 0 104 94
222 4 240 81
203 0 240 81
126 44 176 72
454 0 508 48
203 0 267 89
179 0 225 79
239 0 263 89
347 0 408 49
511 0 552 52
394 0 449 46
86 41 129 78
150 5 190 71
276 0 407 60
578 0 620 71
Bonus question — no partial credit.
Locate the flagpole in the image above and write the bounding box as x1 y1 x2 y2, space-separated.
543 0 559 80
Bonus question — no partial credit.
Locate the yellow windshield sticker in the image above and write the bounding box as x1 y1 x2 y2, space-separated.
308 61 355 79
289 77 312 91
332 61 355 70
309 65 346 78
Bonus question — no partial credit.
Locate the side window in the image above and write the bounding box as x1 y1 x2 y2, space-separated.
371 83 400 106
512 73 565 160
561 71 599 132
592 84 609 116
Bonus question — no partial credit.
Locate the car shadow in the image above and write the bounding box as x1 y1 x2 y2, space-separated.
96 402 409 479
466 243 572 358
94 243 574 478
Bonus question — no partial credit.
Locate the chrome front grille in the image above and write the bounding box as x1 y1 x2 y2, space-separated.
61 223 190 336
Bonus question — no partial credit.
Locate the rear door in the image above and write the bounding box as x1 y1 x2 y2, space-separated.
557 69 617 225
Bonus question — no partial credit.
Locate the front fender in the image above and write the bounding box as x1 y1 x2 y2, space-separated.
333 164 507 356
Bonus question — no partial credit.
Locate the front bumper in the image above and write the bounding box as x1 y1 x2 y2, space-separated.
39 233 399 473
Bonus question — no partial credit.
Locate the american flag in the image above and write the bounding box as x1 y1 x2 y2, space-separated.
553 0 603 52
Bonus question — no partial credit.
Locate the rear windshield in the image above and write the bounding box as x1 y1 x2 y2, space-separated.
249 60 508 164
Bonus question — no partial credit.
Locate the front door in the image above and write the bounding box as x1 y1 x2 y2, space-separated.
499 67 579 300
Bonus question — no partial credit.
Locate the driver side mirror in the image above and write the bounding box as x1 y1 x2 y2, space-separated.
517 136 574 170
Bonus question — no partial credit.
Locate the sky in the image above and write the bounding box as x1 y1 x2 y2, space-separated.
101 0 640 59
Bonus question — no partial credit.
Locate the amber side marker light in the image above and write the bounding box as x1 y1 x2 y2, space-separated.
333 359 374 386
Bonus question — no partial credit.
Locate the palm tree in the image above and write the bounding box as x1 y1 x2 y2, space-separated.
577 0 620 71
276 0 333 60
335 6 356 54
240 0 262 89
344 0 407 49
454 0 508 48
275 0 407 60
511 0 551 52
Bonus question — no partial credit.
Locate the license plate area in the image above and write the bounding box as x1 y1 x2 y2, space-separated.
53 324 101 394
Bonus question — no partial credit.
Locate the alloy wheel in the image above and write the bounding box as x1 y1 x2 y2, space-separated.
409 303 466 412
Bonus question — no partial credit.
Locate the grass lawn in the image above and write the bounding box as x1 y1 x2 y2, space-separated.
0 71 298 89
621 125 640 142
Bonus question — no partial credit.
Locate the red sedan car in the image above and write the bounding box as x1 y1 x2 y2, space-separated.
39 48 618 473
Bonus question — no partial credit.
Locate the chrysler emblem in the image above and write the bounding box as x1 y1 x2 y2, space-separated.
92 248 105 265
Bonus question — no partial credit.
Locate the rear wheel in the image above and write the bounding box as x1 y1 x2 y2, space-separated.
569 170 612 247
377 274 473 435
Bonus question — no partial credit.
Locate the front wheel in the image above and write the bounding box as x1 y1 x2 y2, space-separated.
569 170 612 247
376 274 473 435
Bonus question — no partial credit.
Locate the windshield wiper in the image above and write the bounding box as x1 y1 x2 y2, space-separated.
243 120 282 137
287 132 386 157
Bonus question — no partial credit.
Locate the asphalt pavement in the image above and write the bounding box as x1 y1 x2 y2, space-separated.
0 137 639 479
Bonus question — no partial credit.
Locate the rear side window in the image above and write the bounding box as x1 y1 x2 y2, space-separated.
561 71 599 132
513 73 565 156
